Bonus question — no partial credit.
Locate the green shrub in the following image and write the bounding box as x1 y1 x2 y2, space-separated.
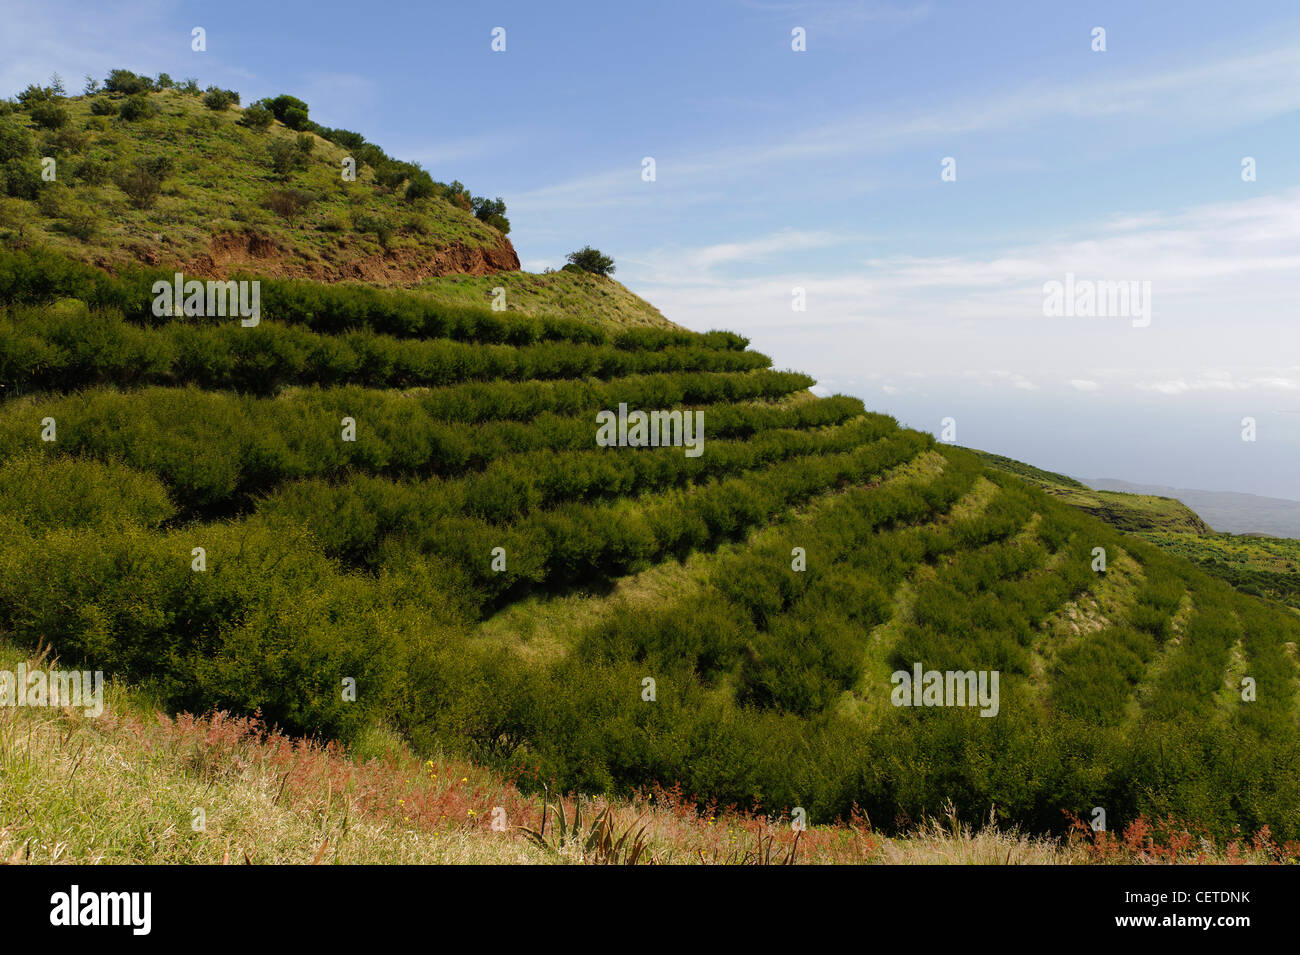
202 87 239 111
72 155 109 185
1 158 40 200
16 83 58 109
0 196 36 238
375 162 412 192
354 213 394 250
239 103 273 131
118 93 158 122
566 245 615 276
56 201 103 241
113 156 171 209
29 101 68 130
260 94 309 126
282 106 310 131
471 196 510 233
103 69 152 95
263 187 316 226
320 208 350 232
43 125 89 155
0 116 34 163
267 137 308 177
404 172 434 202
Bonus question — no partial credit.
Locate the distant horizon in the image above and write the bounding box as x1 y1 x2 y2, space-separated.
826 381 1300 501
1076 477 1300 505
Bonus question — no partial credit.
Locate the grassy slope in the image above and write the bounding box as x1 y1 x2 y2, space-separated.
970 449 1211 534
1140 532 1300 612
413 268 675 330
4 88 499 266
2 276 1296 846
973 450 1300 611
2 269 1299 857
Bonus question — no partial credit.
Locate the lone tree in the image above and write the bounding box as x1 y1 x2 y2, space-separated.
202 86 239 111
471 195 510 234
114 156 173 209
565 245 615 277
264 188 316 227
259 94 311 130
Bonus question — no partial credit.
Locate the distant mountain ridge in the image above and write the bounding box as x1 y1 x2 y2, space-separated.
1083 480 1300 539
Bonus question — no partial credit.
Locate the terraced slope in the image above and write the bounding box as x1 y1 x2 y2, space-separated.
975 449 1300 612
971 449 1212 534
1 252 1298 841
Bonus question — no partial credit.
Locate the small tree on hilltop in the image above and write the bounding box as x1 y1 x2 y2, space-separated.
104 69 152 95
203 87 239 111
565 245 615 277
260 94 311 130
472 196 510 234
239 104 273 131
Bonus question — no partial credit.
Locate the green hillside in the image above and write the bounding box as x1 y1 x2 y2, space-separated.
974 449 1300 613
2 250 1299 843
970 449 1211 535
2 70 1299 847
0 72 518 276
1134 533 1300 613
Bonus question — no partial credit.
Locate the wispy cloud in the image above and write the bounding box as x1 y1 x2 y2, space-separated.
510 38 1300 216
628 189 1300 387
1137 373 1300 396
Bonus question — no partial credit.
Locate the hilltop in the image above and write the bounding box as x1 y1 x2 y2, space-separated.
0 70 672 330
970 450 1212 535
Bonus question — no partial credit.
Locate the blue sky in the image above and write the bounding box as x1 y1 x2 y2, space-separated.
4 0 1299 497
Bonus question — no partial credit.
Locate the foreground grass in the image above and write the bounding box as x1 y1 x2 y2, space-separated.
1 645 1288 865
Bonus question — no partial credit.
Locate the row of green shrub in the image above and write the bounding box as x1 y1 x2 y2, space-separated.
258 415 897 551
435 451 1300 837
0 428 929 737
0 302 770 395
3 440 1297 838
258 430 931 612
0 249 747 351
0 511 435 741
0 385 859 514
363 369 820 425
576 450 987 716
